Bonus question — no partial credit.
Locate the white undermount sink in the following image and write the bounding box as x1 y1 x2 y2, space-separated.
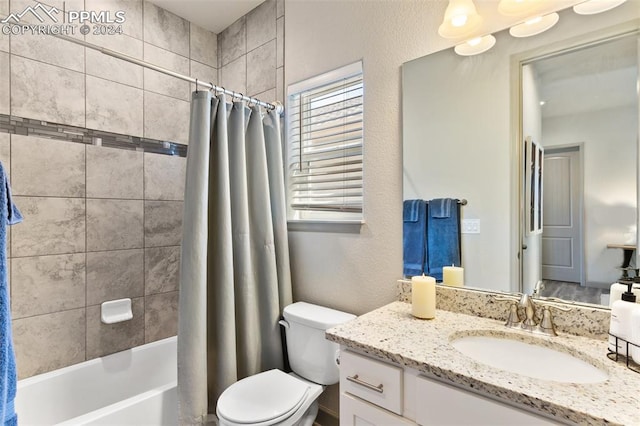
450 334 609 384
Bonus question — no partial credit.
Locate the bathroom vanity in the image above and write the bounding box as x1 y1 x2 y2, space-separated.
327 302 640 425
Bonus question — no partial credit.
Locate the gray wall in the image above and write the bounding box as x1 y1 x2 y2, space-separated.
2 0 217 379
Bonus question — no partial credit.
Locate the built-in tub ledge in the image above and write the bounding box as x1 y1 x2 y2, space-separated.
326 301 640 425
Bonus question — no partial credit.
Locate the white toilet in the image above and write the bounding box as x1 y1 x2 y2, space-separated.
216 302 356 426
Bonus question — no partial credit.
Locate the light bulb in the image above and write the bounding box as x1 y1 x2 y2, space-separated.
525 16 543 25
438 0 483 39
451 14 468 27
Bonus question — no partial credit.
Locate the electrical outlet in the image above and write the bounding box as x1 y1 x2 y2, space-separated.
461 219 480 234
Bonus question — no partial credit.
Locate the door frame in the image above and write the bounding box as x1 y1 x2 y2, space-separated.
542 143 585 286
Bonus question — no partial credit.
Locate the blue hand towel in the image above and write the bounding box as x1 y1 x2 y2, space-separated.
0 162 21 426
403 199 426 277
429 198 453 218
426 198 460 281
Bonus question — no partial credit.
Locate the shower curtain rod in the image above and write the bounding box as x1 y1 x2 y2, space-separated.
51 33 284 115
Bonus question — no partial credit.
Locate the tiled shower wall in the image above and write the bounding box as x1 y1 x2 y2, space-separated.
0 0 218 379
218 0 285 106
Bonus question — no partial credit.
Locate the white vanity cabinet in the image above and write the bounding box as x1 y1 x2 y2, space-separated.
339 348 564 426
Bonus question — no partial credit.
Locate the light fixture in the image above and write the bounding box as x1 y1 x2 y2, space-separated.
454 35 497 56
498 0 548 17
509 12 559 37
573 0 627 15
438 0 483 39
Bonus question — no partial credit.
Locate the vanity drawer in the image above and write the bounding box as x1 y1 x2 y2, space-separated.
340 350 403 415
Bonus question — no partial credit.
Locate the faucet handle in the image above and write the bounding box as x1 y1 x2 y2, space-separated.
493 293 521 302
535 304 571 336
493 295 523 328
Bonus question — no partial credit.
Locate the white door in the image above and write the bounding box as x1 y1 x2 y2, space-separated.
542 147 583 284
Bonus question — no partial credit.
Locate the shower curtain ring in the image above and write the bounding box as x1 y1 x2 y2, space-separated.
195 79 198 93
209 83 214 92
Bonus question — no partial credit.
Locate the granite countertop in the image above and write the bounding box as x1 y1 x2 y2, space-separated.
326 301 640 426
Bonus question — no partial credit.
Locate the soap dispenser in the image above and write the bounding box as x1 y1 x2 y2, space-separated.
609 282 639 357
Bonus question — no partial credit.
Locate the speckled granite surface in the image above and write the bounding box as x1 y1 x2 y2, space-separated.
327 301 640 426
397 280 611 340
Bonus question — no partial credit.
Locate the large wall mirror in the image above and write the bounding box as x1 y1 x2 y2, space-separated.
402 3 639 307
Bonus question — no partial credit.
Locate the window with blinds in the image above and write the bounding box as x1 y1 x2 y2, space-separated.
286 61 363 222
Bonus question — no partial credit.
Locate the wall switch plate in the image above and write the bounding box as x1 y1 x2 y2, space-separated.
461 219 480 234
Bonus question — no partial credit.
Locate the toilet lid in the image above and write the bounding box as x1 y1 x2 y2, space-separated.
217 369 310 424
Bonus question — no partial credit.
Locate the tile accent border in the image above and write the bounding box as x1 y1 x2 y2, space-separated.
397 280 611 340
0 114 187 157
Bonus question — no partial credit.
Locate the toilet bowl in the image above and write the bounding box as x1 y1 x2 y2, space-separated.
216 302 356 426
216 370 322 426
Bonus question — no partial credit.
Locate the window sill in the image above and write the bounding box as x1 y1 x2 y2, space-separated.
287 220 364 233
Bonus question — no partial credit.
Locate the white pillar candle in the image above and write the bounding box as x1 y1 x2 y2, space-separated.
443 266 464 287
411 275 436 319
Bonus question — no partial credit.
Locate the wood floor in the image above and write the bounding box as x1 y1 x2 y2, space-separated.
539 279 609 306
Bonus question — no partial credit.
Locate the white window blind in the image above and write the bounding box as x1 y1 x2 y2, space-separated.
286 62 363 222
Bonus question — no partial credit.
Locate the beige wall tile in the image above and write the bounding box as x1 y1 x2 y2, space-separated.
143 91 190 145
85 32 144 88
11 135 85 197
85 0 143 40
86 249 144 305
220 56 247 96
277 16 284 69
143 43 190 101
86 75 144 137
0 0 8 53
144 200 182 247
145 246 179 295
0 52 8 115
11 56 85 127
143 1 189 56
218 16 245 67
10 33 84 73
86 145 143 199
144 153 186 201
190 23 217 68
145 291 177 343
247 40 276 97
246 0 276 52
13 308 86 379
276 66 284 103
87 199 144 251
12 197 85 257
0 133 10 178
276 0 284 18
253 89 276 105
11 254 85 319
86 297 145 359
190 60 217 88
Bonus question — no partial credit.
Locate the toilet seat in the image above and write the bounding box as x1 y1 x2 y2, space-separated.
217 370 314 426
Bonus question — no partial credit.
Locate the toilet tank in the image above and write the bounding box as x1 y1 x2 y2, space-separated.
282 302 356 385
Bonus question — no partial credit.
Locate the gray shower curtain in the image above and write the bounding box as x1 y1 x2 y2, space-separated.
178 91 293 425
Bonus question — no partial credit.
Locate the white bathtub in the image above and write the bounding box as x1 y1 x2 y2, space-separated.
15 336 177 425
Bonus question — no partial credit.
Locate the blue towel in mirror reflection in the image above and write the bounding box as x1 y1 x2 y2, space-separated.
0 161 21 426
403 200 426 277
427 198 461 281
403 198 461 281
